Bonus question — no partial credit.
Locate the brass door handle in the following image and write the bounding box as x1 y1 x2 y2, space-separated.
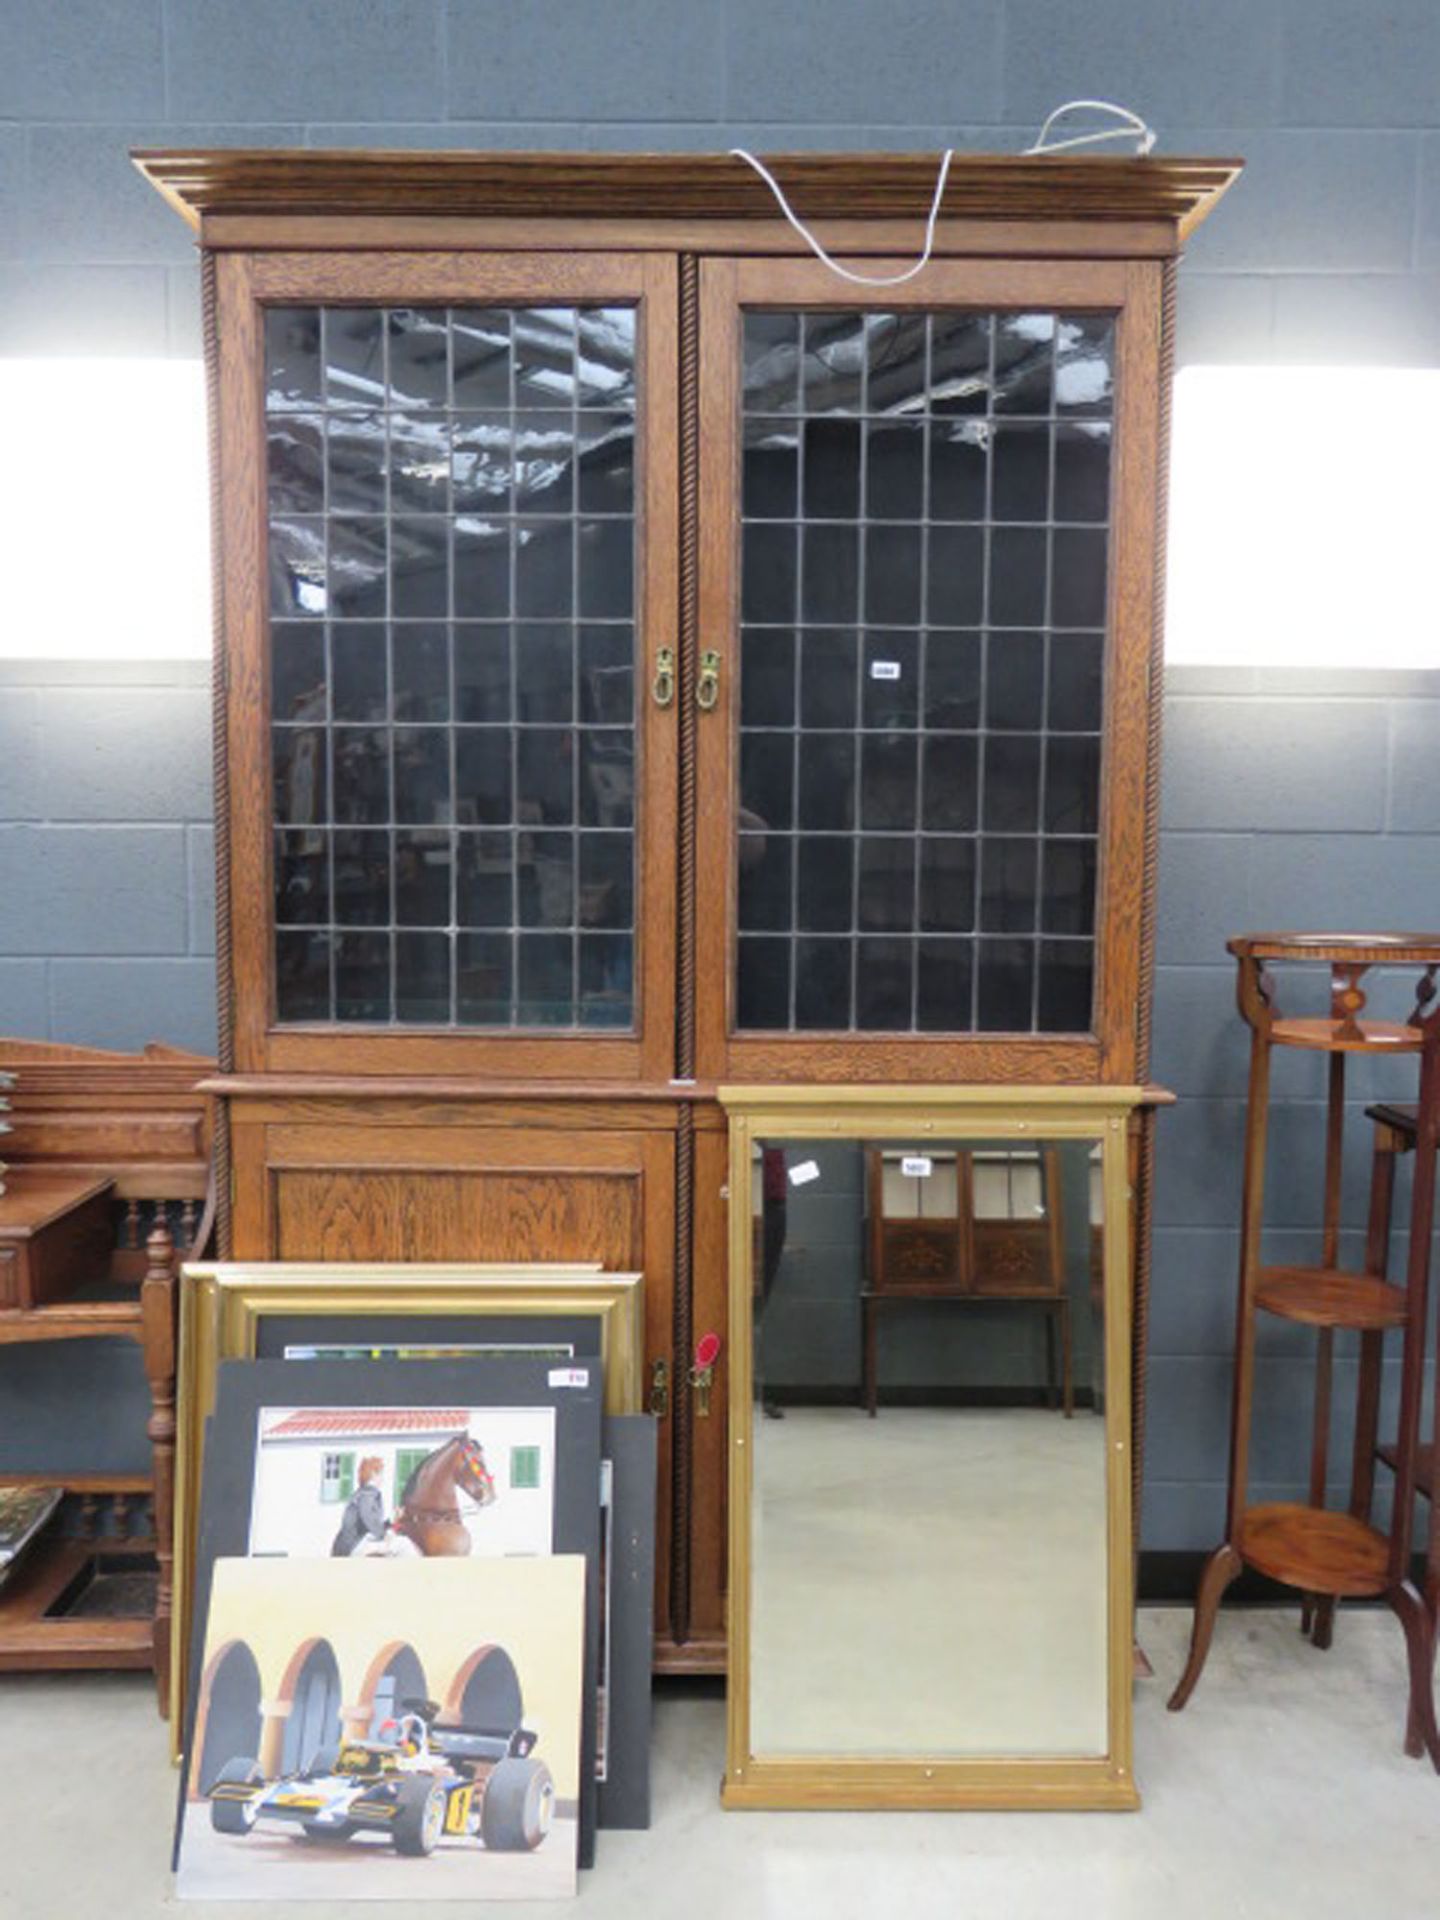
649 1357 670 1418
652 645 676 708
696 648 721 711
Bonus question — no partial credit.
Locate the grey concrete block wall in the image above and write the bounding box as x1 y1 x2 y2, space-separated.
1 0 1439 1546
0 661 216 1053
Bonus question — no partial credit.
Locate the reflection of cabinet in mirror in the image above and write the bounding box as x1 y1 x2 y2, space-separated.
862 1146 1071 1416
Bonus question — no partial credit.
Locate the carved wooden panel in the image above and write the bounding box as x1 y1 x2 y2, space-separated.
877 1223 960 1291
971 1221 1058 1297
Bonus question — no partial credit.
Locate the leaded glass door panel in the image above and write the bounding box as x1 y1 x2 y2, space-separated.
219 252 678 1079
695 256 1161 1084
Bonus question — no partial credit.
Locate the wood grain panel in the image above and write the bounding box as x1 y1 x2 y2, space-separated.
274 1167 640 1264
7 1110 206 1165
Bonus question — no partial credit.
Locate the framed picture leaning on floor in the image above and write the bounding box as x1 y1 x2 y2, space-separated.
175 1555 586 1902
173 1260 645 1748
181 1357 605 1868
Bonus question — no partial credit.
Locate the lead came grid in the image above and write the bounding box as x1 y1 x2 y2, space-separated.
736 309 1112 1037
264 304 639 1030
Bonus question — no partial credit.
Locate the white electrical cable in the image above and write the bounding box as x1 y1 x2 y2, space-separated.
729 146 954 288
1024 99 1156 157
731 100 1155 289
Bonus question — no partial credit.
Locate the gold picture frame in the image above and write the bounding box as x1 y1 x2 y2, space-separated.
171 1261 644 1753
719 1086 1150 1812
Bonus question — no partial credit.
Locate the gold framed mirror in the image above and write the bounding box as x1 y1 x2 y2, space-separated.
719 1086 1148 1811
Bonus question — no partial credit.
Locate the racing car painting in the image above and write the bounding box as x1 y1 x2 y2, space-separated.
175 1554 584 1901
208 1705 555 1857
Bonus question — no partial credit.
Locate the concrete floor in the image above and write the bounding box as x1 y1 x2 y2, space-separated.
3 1607 1438 1918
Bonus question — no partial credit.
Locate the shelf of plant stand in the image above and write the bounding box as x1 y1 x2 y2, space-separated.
1269 1017 1422 1054
1238 1503 1390 1599
1254 1265 1409 1331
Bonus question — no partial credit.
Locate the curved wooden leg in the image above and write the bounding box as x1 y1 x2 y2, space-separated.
1167 1541 1244 1712
1389 1582 1440 1770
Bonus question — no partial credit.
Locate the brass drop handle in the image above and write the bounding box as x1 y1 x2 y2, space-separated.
652 645 676 708
696 648 721 711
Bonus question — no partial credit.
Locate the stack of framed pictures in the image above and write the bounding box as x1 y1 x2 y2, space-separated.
171 1263 657 1900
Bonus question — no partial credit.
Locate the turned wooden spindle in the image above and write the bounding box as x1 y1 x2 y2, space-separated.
1330 962 1368 1045
123 1198 141 1251
141 1216 178 1719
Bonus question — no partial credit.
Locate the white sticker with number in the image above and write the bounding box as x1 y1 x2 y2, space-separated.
900 1155 933 1178
547 1367 591 1389
788 1159 821 1187
869 659 901 680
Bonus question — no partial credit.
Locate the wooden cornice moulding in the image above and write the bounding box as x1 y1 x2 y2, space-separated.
132 148 1240 243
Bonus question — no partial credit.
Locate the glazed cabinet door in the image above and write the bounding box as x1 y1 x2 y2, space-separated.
694 256 1162 1085
216 252 678 1080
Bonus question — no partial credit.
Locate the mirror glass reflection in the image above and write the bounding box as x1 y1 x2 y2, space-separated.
749 1135 1108 1758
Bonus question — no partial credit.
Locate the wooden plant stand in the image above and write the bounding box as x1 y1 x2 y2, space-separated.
1168 933 1440 1767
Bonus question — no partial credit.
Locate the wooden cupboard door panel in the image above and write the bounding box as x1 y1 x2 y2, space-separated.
235 1112 677 1640
273 1167 640 1263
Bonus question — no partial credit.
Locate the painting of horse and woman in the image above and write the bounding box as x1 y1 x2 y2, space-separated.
247 1405 558 1562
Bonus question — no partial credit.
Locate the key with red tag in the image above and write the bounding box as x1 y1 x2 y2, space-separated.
691 1331 722 1417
